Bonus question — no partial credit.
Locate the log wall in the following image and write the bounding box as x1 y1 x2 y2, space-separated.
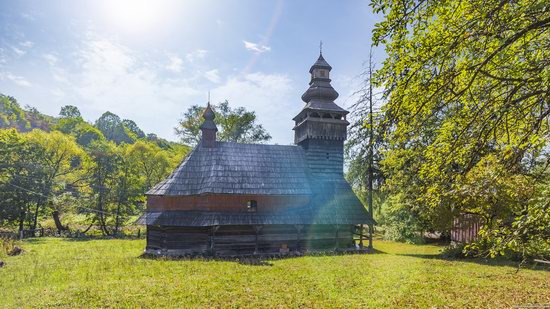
146 224 355 256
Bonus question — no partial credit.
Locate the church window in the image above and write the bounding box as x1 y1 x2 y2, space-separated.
319 70 326 77
247 200 257 212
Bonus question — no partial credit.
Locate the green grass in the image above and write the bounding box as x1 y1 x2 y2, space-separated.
0 238 548 308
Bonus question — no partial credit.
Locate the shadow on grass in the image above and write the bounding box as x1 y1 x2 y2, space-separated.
20 238 48 244
63 236 144 242
381 250 550 272
138 248 384 266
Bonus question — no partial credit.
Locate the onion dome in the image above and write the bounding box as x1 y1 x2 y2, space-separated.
301 53 339 102
200 103 218 131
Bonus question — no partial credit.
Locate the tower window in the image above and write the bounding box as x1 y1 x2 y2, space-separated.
247 200 257 212
319 70 326 77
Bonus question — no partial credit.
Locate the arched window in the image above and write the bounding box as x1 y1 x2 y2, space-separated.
247 200 257 212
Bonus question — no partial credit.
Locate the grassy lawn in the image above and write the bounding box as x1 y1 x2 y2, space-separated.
0 238 548 308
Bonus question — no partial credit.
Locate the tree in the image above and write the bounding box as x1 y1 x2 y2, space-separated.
55 106 105 147
372 0 550 257
175 100 271 146
59 105 82 119
86 139 120 235
25 130 87 230
95 112 134 145
127 141 171 190
346 48 385 248
0 129 46 231
122 119 146 139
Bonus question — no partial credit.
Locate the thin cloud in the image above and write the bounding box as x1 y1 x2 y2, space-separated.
243 40 271 54
12 46 26 56
166 55 183 73
43 53 59 66
0 72 32 87
204 69 221 83
20 41 34 48
186 49 207 63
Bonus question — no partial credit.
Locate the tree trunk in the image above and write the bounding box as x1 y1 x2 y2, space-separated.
367 47 375 250
18 211 25 232
52 211 66 233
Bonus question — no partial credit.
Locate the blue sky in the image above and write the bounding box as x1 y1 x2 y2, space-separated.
0 0 384 144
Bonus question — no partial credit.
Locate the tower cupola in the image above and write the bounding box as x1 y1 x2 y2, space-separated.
293 48 350 177
302 53 339 102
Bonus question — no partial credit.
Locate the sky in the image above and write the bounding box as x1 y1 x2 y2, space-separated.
0 0 384 145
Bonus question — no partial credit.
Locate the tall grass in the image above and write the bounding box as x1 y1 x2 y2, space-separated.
0 238 548 307
0 237 18 258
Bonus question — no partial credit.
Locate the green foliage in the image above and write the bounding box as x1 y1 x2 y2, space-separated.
175 100 272 146
95 112 134 144
59 105 81 119
377 194 425 244
0 94 55 132
0 129 46 228
1 96 190 235
371 0 549 257
122 119 146 139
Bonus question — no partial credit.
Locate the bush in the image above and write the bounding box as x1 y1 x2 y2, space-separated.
377 194 425 244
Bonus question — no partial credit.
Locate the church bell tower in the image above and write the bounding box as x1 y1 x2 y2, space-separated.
293 49 349 178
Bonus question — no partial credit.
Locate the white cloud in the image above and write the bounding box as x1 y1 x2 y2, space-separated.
20 41 34 48
12 46 26 56
43 53 59 66
243 40 271 54
165 55 183 73
204 69 221 83
186 49 207 62
66 37 202 138
212 72 296 144
50 88 66 98
0 72 32 87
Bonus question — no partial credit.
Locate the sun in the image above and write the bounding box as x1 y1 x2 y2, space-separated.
99 0 175 34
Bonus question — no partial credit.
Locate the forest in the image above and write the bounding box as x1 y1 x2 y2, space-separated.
0 95 274 237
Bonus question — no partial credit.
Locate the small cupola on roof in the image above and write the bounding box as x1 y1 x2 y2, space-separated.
200 102 218 147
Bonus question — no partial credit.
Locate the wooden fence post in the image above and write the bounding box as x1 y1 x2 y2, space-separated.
359 224 364 249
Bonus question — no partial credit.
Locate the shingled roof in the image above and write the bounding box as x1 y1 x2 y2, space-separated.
147 142 312 196
142 141 374 226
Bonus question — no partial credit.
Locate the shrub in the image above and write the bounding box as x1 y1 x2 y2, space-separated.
377 194 425 244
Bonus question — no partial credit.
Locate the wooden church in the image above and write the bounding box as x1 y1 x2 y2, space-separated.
139 52 374 256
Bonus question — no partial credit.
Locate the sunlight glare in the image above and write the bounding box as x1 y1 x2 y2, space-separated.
100 0 177 34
